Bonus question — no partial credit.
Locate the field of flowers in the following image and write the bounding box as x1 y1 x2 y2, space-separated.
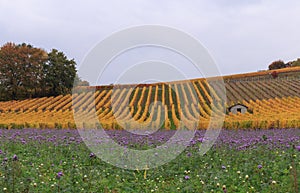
0 128 299 192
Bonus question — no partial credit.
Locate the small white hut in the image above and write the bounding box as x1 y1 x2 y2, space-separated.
228 104 248 114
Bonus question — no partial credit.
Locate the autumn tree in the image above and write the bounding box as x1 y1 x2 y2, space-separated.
0 42 47 100
268 60 286 70
0 42 87 101
271 71 278 78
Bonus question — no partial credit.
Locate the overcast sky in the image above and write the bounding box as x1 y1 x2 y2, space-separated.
1 0 300 84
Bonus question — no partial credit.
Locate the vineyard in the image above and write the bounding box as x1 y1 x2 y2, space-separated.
0 67 299 129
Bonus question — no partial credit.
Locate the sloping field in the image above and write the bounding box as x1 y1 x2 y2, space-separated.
0 67 299 129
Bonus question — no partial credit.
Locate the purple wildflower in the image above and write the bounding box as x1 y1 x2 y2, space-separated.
57 171 63 179
89 153 96 158
184 175 190 180
295 146 300 151
3 157 8 162
222 165 226 169
12 154 18 161
258 165 262 169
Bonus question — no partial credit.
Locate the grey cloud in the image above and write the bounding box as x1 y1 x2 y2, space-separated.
1 0 300 84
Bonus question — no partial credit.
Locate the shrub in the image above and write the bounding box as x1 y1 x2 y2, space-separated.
268 60 286 70
291 58 300 67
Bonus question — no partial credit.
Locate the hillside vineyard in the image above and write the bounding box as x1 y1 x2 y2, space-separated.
0 68 299 129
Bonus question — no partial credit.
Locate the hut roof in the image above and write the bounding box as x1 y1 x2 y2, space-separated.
228 103 248 111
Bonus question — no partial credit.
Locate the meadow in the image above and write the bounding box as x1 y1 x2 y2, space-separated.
0 128 299 192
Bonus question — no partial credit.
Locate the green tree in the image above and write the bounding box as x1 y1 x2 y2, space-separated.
291 58 300 67
44 49 76 96
74 74 90 86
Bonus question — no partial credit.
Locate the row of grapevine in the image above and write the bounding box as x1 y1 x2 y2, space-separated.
0 73 299 129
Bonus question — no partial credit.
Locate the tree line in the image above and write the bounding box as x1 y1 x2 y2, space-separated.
268 58 300 70
0 42 88 101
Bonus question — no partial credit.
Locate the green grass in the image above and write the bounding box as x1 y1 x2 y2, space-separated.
0 129 299 192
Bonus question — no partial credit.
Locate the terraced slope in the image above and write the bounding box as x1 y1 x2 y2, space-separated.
0 67 299 129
